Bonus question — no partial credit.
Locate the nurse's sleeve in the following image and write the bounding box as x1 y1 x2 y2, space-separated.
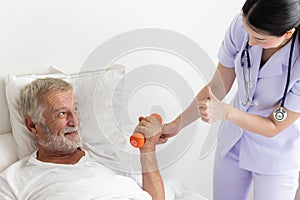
217 14 244 68
285 71 300 113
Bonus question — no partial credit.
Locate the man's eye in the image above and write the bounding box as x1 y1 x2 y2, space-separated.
73 106 79 112
58 112 66 118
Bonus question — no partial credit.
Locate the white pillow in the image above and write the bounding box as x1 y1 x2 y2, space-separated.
0 133 18 172
5 65 127 171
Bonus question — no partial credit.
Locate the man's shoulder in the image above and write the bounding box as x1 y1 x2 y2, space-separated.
0 153 32 178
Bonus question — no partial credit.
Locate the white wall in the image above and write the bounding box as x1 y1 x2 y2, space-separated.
0 0 243 133
0 0 244 199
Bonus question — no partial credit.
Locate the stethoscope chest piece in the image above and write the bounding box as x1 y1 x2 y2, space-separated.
273 107 287 121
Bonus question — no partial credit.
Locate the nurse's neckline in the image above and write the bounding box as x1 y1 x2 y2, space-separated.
260 35 295 68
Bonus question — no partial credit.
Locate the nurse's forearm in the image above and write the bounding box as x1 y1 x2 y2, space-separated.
225 104 296 137
174 63 236 132
173 85 216 130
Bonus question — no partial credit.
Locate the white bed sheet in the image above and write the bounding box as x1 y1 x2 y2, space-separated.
164 180 208 200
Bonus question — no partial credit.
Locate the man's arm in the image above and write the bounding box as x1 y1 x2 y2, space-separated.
135 115 165 200
140 150 164 200
0 176 17 199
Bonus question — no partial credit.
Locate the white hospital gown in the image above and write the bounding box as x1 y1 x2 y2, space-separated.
0 150 151 200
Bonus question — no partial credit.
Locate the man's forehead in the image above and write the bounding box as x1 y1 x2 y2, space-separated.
41 90 77 109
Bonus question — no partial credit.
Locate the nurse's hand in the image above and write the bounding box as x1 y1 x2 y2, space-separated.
157 121 180 144
198 87 226 123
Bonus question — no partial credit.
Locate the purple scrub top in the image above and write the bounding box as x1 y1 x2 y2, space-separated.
217 14 300 175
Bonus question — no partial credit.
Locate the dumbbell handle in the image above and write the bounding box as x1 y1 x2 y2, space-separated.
130 113 162 148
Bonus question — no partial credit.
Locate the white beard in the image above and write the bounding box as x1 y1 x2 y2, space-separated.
38 122 82 154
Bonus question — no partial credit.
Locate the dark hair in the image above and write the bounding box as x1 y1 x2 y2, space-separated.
242 0 300 36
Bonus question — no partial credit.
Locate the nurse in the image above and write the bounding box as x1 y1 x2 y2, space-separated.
159 0 300 200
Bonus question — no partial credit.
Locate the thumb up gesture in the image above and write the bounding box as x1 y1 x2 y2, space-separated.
198 87 226 123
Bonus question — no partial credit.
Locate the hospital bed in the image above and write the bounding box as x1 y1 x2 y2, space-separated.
2 59 300 200
1 59 300 199
0 64 211 200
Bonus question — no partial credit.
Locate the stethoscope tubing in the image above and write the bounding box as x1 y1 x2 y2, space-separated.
240 30 298 121
281 29 297 108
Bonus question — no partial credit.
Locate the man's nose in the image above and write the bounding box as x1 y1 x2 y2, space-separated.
66 110 79 126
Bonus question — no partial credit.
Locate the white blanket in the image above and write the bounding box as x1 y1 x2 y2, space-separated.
0 150 151 200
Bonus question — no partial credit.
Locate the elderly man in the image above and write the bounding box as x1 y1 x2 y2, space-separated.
0 78 165 200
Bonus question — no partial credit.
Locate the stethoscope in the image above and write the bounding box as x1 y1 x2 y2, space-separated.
240 30 297 121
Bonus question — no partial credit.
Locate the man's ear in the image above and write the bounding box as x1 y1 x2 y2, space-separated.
24 117 38 136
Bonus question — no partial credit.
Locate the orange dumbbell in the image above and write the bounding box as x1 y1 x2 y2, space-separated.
130 113 163 148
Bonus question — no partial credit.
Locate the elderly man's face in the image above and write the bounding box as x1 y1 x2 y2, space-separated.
36 89 82 153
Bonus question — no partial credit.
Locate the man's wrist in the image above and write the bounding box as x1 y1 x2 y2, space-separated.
140 151 158 172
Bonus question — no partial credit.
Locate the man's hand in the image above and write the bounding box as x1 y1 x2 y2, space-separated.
134 115 163 152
